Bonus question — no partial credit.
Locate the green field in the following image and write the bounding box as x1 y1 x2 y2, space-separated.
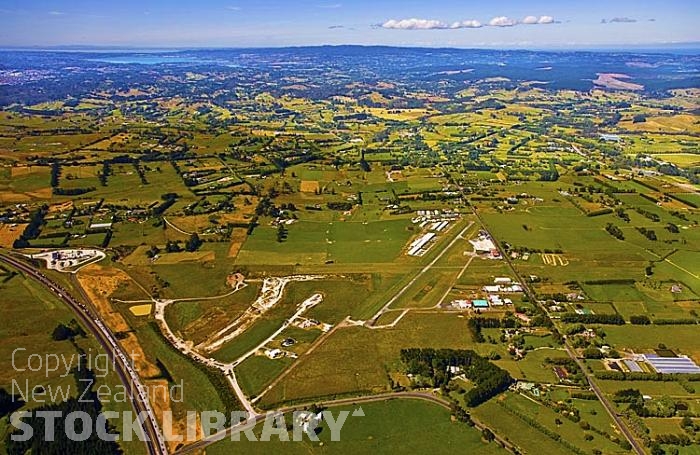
209 399 508 455
473 393 628 455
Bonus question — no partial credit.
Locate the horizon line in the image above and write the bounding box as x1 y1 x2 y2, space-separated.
1 41 699 52
0 41 700 54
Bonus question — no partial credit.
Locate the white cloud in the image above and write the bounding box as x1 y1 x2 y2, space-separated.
450 20 482 29
523 15 554 25
382 14 555 30
48 11 65 16
382 18 449 30
488 16 518 27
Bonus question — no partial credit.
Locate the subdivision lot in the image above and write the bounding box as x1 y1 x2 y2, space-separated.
208 399 507 455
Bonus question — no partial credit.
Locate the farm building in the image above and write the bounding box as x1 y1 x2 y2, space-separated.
600 134 621 142
643 354 700 374
407 232 436 256
472 299 489 308
469 236 496 253
623 359 643 373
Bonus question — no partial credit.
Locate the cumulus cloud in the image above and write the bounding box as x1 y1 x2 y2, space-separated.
381 18 449 30
450 20 482 29
488 16 518 27
381 14 555 30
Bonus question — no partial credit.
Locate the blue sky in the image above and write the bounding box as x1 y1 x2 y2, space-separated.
0 0 698 48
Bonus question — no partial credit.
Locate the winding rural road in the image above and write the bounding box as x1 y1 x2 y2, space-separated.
174 391 518 455
0 252 168 455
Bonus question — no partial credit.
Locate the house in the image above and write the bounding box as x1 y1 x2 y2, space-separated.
515 313 531 323
600 134 621 142
265 349 283 359
489 295 504 306
450 299 471 309
295 411 324 433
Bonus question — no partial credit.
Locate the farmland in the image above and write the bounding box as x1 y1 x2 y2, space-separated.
0 45 698 454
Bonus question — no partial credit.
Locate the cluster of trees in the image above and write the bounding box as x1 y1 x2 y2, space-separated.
653 318 698 325
494 399 593 455
605 223 625 241
630 315 651 325
400 348 513 407
635 206 661 222
185 234 202 252
326 201 353 211
53 186 96 196
152 193 178 217
50 161 61 187
582 347 604 359
13 205 48 248
614 389 685 420
145 245 161 258
254 197 280 218
101 230 113 248
467 317 517 343
538 169 560 182
5 354 122 454
51 320 85 341
133 161 148 185
98 161 111 186
615 208 631 222
654 433 695 449
0 389 24 419
636 227 657 241
165 240 183 253
596 370 700 381
560 313 625 325
276 224 288 243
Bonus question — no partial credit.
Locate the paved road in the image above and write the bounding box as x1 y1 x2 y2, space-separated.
0 253 168 455
174 391 518 455
564 343 645 455
470 209 644 455
368 220 474 324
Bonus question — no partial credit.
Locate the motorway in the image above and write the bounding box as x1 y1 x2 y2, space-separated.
0 253 168 455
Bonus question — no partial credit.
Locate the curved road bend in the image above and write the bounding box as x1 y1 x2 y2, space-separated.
0 253 168 455
175 391 518 455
